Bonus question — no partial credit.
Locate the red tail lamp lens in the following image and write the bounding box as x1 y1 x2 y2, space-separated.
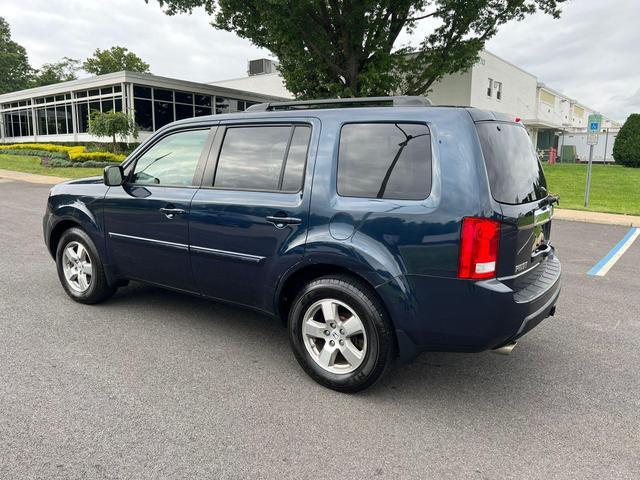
458 217 500 279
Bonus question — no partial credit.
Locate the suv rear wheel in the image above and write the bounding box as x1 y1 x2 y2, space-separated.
288 275 395 392
56 227 116 304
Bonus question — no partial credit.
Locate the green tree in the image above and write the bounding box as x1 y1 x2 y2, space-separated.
0 17 33 94
33 57 80 87
88 110 139 153
613 114 640 168
83 46 150 75
148 1 564 99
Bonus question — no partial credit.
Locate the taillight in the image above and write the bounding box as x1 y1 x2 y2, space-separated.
458 217 500 279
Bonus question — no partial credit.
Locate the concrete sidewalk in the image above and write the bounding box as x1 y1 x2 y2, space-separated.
2 168 639 228
0 169 69 185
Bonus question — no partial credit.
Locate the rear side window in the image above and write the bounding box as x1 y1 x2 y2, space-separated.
214 125 310 192
338 123 432 200
476 122 548 204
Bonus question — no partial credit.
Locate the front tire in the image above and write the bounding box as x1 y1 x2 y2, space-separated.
288 275 395 392
55 227 116 304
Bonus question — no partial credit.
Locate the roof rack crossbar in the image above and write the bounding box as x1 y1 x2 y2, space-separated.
245 95 432 112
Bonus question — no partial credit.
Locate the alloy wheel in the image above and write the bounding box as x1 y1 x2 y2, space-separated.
62 241 93 293
302 299 367 374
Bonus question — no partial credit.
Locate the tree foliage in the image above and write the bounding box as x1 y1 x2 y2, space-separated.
83 46 150 75
88 110 139 153
33 57 80 87
0 16 33 94
613 114 640 168
149 0 564 98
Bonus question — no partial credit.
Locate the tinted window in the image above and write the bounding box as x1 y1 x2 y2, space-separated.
131 129 209 186
476 123 548 204
338 123 432 200
281 126 311 192
134 98 152 131
214 125 309 192
215 126 290 191
154 101 174 128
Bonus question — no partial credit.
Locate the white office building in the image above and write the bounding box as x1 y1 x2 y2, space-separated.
0 71 286 144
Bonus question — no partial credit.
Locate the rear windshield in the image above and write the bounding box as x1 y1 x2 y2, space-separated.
476 122 548 205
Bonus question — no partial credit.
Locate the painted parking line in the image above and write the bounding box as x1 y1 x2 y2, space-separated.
587 227 640 277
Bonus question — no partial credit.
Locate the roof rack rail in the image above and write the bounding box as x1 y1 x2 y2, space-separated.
245 95 432 112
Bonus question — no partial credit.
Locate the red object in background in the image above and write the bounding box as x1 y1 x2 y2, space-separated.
548 147 557 165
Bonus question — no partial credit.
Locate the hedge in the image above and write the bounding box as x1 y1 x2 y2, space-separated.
48 158 122 168
0 143 126 163
0 148 68 159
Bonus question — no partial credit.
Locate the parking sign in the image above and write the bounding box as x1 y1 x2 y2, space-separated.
588 114 603 133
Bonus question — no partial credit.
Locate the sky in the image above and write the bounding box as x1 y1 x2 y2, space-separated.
1 0 638 122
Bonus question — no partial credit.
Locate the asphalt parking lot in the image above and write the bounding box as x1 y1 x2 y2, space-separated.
1 180 639 480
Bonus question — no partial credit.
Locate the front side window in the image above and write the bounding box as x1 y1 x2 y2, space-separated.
214 125 311 192
337 123 432 200
131 129 209 186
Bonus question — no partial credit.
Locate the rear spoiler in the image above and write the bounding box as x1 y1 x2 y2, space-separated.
465 108 520 123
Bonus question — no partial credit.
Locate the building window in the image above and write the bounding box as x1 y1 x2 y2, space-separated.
494 81 502 101
540 90 556 105
487 78 493 97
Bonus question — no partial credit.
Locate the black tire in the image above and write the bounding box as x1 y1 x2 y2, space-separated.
55 227 116 304
288 275 395 393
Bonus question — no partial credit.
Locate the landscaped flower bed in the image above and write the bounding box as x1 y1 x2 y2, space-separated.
0 143 126 166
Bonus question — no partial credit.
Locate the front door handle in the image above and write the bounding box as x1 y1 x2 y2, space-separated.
265 215 302 228
160 207 186 219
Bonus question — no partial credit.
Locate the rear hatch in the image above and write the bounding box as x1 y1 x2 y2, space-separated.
475 120 554 280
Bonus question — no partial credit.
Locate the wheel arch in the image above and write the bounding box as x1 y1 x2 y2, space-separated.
275 261 392 327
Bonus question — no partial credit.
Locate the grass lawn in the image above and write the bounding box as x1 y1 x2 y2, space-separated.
543 163 640 216
0 154 103 179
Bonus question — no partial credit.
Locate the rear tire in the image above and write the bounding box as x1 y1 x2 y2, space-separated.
288 275 395 392
55 227 116 304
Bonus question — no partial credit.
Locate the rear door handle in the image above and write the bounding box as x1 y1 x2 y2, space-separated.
160 207 186 219
265 215 302 228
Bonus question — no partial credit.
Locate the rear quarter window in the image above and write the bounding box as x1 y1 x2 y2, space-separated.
337 122 432 200
476 122 548 204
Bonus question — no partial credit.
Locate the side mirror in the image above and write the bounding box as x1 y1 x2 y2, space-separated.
104 165 124 186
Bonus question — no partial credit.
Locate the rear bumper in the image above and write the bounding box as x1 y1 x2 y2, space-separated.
384 254 562 360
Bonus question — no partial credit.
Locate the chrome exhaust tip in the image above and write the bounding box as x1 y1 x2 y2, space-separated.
492 342 517 355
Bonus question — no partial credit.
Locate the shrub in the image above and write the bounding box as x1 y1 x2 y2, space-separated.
0 148 67 159
47 159 74 167
613 114 640 168
69 151 126 163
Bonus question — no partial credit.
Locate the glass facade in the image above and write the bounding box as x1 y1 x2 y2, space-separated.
1 78 265 141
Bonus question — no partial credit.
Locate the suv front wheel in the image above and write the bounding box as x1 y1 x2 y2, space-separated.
288 275 395 392
55 227 116 304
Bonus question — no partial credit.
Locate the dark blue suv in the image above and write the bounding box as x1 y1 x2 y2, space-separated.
43 96 561 392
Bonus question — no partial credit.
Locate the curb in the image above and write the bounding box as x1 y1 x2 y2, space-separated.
554 208 640 228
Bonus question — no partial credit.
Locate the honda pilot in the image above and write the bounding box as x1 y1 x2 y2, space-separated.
43 96 561 392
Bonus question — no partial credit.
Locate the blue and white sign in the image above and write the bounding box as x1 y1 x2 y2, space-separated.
588 113 603 133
